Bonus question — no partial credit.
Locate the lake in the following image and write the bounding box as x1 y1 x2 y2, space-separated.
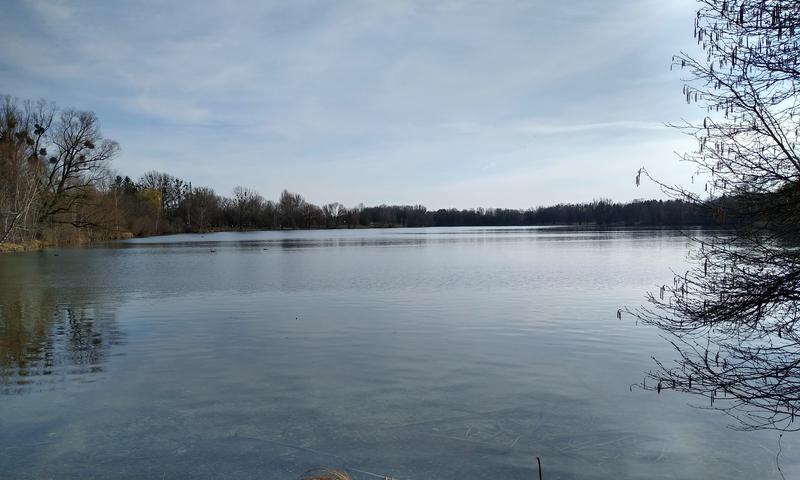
0 227 796 479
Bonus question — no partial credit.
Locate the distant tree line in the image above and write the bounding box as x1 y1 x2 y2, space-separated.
105 176 719 236
1 94 719 247
430 199 714 227
86 176 723 236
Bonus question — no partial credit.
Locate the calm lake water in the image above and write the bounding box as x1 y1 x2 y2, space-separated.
0 227 796 479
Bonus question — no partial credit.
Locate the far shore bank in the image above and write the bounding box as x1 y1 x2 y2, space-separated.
1 223 714 254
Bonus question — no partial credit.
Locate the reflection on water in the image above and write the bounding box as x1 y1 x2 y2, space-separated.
0 258 124 394
0 227 796 479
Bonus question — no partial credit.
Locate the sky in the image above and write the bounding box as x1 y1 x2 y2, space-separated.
0 0 702 209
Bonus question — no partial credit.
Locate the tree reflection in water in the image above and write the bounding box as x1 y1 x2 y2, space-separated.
0 258 124 394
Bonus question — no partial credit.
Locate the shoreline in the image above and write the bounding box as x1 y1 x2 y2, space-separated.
1 223 715 253
0 240 51 254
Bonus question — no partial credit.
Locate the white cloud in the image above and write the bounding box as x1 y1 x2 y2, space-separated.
127 95 211 125
0 0 703 208
24 0 71 21
442 120 669 137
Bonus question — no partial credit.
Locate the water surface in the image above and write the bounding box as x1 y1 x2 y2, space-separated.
0 227 796 479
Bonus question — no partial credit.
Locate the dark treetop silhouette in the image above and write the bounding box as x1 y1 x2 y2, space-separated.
630 0 800 431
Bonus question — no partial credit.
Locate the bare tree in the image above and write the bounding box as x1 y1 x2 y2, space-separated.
302 202 323 228
322 202 342 228
190 186 218 232
1 96 118 241
139 171 187 213
39 108 118 228
630 0 800 431
278 189 305 229
0 96 54 243
232 186 264 229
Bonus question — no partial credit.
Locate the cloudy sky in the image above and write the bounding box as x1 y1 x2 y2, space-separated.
0 0 700 209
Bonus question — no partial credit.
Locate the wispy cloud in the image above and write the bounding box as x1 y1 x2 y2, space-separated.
512 121 668 135
126 95 212 125
0 0 699 207
24 0 71 21
442 120 668 137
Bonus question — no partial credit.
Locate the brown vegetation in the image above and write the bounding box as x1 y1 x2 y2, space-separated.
298 467 352 480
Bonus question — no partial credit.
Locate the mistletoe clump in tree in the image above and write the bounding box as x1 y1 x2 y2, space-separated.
632 0 800 430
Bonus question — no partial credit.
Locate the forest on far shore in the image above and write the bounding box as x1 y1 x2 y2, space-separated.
1 94 719 248
109 172 718 236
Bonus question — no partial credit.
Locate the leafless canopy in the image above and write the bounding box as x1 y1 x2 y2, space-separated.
0 95 118 243
631 0 800 431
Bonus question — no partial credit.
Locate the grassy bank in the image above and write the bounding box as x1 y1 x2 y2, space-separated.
0 240 50 253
